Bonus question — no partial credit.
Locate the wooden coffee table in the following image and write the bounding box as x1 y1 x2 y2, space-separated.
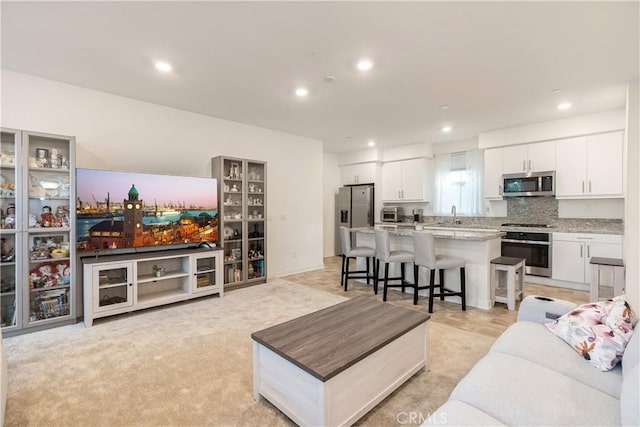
251 297 430 426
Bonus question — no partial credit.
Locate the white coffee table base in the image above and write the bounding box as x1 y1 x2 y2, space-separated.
253 322 428 427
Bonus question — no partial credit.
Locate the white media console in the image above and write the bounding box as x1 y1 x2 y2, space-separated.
82 248 223 327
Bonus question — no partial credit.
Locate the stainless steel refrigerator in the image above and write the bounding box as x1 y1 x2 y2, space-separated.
335 184 374 254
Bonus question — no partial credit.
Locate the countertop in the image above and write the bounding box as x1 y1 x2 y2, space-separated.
376 218 624 235
352 225 505 241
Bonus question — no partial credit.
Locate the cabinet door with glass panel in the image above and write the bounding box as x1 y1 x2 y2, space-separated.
23 131 75 328
246 161 266 282
0 129 21 331
191 251 223 294
91 262 134 313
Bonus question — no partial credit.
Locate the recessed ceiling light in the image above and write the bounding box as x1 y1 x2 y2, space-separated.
155 61 172 72
368 140 376 147
440 105 450 110
552 89 563 94
324 75 336 83
357 59 373 71
557 102 572 110
442 126 452 133
295 88 309 97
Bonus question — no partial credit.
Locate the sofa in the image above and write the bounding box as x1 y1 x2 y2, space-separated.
424 295 639 426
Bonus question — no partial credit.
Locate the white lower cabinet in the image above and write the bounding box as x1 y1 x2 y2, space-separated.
83 248 223 326
552 233 623 283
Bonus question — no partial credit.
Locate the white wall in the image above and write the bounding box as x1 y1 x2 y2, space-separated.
1 70 325 277
323 152 340 257
625 81 639 310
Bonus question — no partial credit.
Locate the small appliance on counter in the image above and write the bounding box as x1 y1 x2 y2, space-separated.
412 208 423 223
381 206 403 223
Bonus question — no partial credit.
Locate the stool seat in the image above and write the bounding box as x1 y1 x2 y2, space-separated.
490 256 525 311
350 246 376 257
413 232 466 313
339 227 376 292
491 256 525 266
436 255 465 270
375 230 415 301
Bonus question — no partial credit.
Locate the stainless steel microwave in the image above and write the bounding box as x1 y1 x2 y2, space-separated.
502 171 555 197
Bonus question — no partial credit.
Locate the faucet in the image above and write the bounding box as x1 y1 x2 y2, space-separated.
451 205 461 225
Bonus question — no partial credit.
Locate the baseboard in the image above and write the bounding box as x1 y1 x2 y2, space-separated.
275 263 325 278
525 275 590 291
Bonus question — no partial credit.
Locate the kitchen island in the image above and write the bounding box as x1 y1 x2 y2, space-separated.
352 225 505 310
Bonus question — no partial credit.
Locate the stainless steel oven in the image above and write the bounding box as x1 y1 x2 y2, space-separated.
501 230 552 277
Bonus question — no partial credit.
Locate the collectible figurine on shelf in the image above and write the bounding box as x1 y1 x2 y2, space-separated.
3 205 16 229
54 206 70 227
40 205 55 227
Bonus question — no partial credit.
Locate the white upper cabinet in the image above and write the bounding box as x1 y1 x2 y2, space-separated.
483 148 503 199
339 162 377 186
502 141 555 174
587 132 623 197
382 158 429 202
555 131 623 198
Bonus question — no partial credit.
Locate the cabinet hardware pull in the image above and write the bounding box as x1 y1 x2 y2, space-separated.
523 160 526 171
580 246 583 258
587 245 590 258
589 180 592 193
528 160 531 171
582 181 585 193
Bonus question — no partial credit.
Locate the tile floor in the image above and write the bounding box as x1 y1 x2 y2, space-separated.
283 256 589 338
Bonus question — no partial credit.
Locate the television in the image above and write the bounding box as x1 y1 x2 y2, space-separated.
76 168 218 251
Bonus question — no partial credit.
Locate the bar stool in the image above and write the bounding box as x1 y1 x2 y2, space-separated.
490 256 525 311
339 226 376 291
413 232 466 313
374 229 414 300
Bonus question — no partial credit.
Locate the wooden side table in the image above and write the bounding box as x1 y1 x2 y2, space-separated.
589 257 625 302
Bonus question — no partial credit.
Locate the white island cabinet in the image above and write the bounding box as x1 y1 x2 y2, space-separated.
353 226 503 309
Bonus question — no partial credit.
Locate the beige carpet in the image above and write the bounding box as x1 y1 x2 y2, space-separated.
3 279 495 426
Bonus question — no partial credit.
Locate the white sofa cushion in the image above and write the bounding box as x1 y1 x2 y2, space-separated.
450 352 620 426
620 364 640 426
491 321 622 397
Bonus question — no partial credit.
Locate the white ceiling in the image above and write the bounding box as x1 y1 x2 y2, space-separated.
2 1 638 153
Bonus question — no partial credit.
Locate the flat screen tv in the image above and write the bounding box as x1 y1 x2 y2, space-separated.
76 168 218 251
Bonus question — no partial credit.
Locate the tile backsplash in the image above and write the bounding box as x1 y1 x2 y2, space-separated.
506 197 558 224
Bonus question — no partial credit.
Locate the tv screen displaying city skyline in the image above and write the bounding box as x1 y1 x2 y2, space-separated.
76 168 218 251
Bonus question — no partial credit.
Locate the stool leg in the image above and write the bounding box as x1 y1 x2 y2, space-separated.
490 263 496 307
374 259 380 295
413 263 419 305
344 256 351 291
518 265 524 301
365 257 371 285
428 269 436 313
439 269 445 300
340 255 346 289
507 266 515 311
383 262 390 302
401 263 406 293
460 267 466 311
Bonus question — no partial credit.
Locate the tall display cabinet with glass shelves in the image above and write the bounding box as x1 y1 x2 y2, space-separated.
0 128 76 336
212 156 266 289
0 129 21 332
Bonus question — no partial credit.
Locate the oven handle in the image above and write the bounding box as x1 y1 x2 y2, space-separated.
502 239 552 246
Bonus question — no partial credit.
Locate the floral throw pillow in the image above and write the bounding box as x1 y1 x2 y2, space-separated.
545 295 637 371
